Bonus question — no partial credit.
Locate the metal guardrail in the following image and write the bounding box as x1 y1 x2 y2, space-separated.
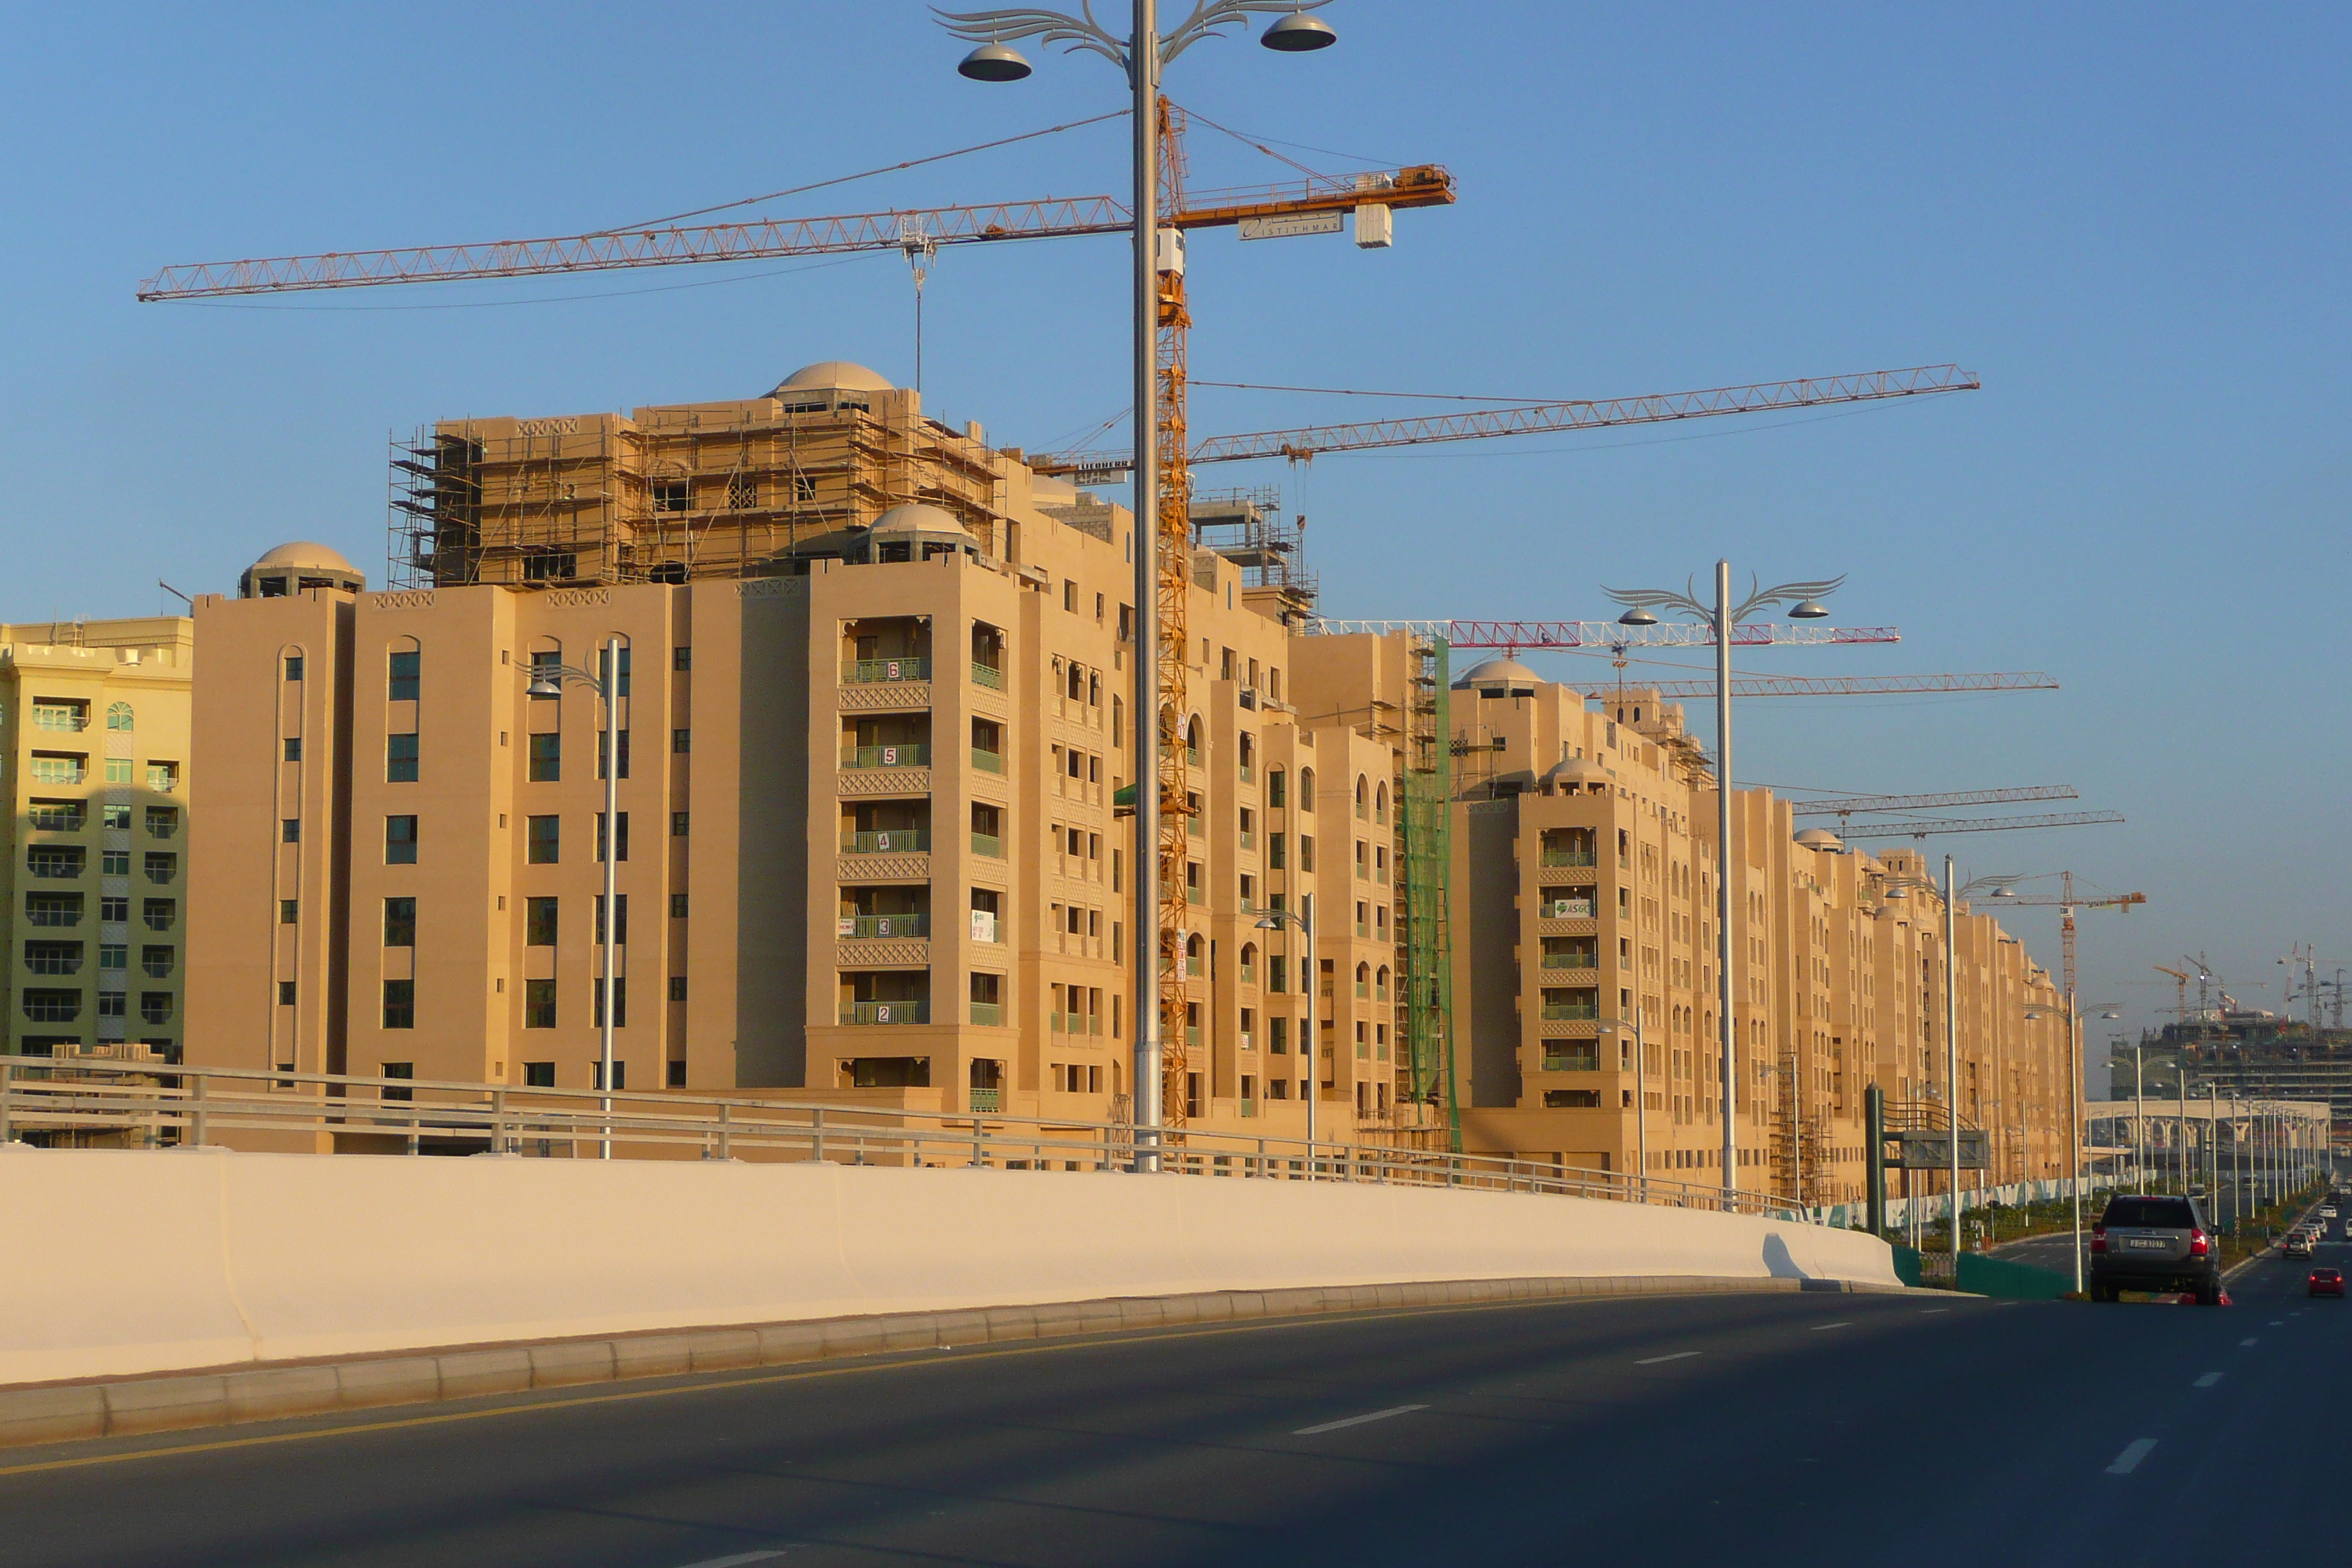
0 1060 1812 1221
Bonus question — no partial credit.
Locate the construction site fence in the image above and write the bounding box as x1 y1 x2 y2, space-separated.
0 1060 1809 1224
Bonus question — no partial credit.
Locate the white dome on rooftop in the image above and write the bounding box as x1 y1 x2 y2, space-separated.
770 361 894 398
241 540 366 599
252 540 358 574
870 503 971 539
1458 657 1540 693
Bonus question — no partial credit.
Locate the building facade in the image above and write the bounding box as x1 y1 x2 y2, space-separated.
2 617 195 1063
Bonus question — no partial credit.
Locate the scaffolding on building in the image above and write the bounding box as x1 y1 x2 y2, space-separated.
1395 633 1459 1152
1191 487 1318 618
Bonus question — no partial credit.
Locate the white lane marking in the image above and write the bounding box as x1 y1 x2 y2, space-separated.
1919 1308 1950 1315
2106 1439 2158 1475
1809 1322 1853 1332
674 1554 788 1567
1293 1403 1428 1436
1637 1351 1703 1365
2194 1372 2224 1388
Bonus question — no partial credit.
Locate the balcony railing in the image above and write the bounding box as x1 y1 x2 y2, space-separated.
970 1088 1002 1114
1540 847 1598 867
842 829 930 854
28 807 85 833
844 657 930 684
31 709 88 732
1540 954 1598 970
970 662 1004 690
1237 830 1255 851
1239 965 1256 988
1541 900 1597 920
1185 954 1203 978
840 913 928 939
842 743 930 769
1186 886 1204 905
839 1000 928 1025
971 748 1004 774
970 1002 1003 1027
1539 1002 1600 1021
1238 762 1254 783
971 832 1004 859
1542 1050 1602 1072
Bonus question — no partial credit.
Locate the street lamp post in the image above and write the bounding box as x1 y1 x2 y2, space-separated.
1886 864 2011 1272
940 0 1338 1174
1256 903 1316 1174
1602 564 1843 1203
1595 1007 1647 1204
526 636 622 1160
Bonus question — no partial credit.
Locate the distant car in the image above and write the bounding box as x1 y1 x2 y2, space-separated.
2323 1207 2339 1219
2091 1194 2223 1304
2310 1268 2344 1299
2285 1234 2314 1259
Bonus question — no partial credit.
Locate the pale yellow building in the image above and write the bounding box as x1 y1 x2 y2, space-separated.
2 617 195 1062
186 363 1409 1145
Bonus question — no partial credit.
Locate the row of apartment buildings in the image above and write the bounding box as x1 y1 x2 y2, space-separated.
4 362 2074 1208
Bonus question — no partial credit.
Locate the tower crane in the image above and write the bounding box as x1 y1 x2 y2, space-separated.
1792 785 2079 821
2155 965 2193 1029
1978 872 2147 997
138 110 1981 1130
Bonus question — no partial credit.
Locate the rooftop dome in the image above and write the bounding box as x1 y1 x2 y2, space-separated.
241 540 366 600
870 502 972 540
1794 827 1844 852
1458 656 1540 695
769 361 894 399
1543 757 1609 789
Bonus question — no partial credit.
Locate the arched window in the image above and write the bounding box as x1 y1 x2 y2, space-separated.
388 636 421 702
1298 767 1315 812
1186 932 1205 978
1354 775 1368 818
1354 961 1371 999
1186 717 1204 764
1374 781 1388 824
1240 942 1258 984
105 702 133 732
1376 965 1390 1000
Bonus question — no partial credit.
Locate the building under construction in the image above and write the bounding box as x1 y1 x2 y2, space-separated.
2127 1018 2352 1147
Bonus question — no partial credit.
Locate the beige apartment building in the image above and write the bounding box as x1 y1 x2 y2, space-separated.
1 617 195 1062
186 363 1411 1145
1442 660 2070 1207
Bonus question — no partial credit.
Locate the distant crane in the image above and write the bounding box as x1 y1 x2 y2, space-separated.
1793 784 2080 823
1832 810 2126 841
1608 673 2056 701
2155 965 2194 1029
1980 873 2148 996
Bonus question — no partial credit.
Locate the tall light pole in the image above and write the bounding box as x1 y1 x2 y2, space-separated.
1885 864 2010 1270
1256 903 1316 1172
1595 1007 1647 1204
940 0 1338 1174
1603 565 1844 1202
527 636 622 1160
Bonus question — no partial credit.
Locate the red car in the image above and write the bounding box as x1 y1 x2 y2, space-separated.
2310 1268 2345 1299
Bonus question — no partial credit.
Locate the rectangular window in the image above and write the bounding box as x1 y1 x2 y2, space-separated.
523 1061 556 1087
280 899 298 924
101 849 129 876
25 798 84 832
382 980 415 1029
527 815 559 864
529 652 562 696
282 818 301 844
284 655 305 681
653 480 689 513
596 811 629 862
388 650 420 702
669 893 688 920
21 990 82 1022
673 646 691 671
385 815 418 865
23 893 80 927
26 845 86 878
146 806 178 838
283 736 303 762
143 898 174 931
528 732 559 781
668 1060 686 1087
598 644 632 697
24 941 83 976
103 803 131 831
278 979 298 1006
592 978 627 1029
596 729 630 780
527 897 559 946
387 733 419 782
143 852 177 884
524 979 557 1028
100 943 127 970
670 811 689 837
592 893 630 945
1299 835 1316 872
592 1059 627 1090
668 975 687 1002
380 1062 414 1102
672 728 690 753
140 944 175 979
383 897 416 947
99 992 127 1019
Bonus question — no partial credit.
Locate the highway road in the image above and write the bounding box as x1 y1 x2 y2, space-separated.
4 1252 2348 1567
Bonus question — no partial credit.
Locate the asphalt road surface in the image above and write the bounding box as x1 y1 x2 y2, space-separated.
5 1254 2349 1568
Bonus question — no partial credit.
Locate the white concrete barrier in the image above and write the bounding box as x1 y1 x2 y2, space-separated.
0 1147 1897 1385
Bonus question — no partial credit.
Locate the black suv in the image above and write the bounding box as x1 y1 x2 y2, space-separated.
2090 1194 2221 1303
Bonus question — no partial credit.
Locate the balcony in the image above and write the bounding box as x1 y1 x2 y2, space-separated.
31 707 88 733
970 1002 1003 1027
1540 900 1597 921
1539 1001 1600 1022
840 1000 928 1025
840 913 929 938
27 804 85 833
1541 1048 1602 1073
1539 847 1597 867
971 748 1004 774
842 743 930 769
970 1088 1002 1114
844 657 930 684
971 832 1004 859
971 662 1004 690
842 829 930 854
1540 954 1598 971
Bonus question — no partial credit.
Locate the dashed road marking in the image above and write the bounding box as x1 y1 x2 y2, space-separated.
2106 1439 2158 1475
2240 1338 2260 1346
1919 1308 1950 1315
1293 1403 1428 1436
2194 1373 2223 1388
673 1553 788 1567
1809 1322 1852 1332
1637 1352 1702 1365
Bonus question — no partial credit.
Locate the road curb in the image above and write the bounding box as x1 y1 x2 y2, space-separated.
0 1273 1905 1450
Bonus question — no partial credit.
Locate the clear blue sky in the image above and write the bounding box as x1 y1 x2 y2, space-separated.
2 2 2344 1054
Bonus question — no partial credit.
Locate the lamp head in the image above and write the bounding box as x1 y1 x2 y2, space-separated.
1260 11 1338 50
1616 606 1659 627
526 675 563 698
957 41 1033 80
1788 598 1831 619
